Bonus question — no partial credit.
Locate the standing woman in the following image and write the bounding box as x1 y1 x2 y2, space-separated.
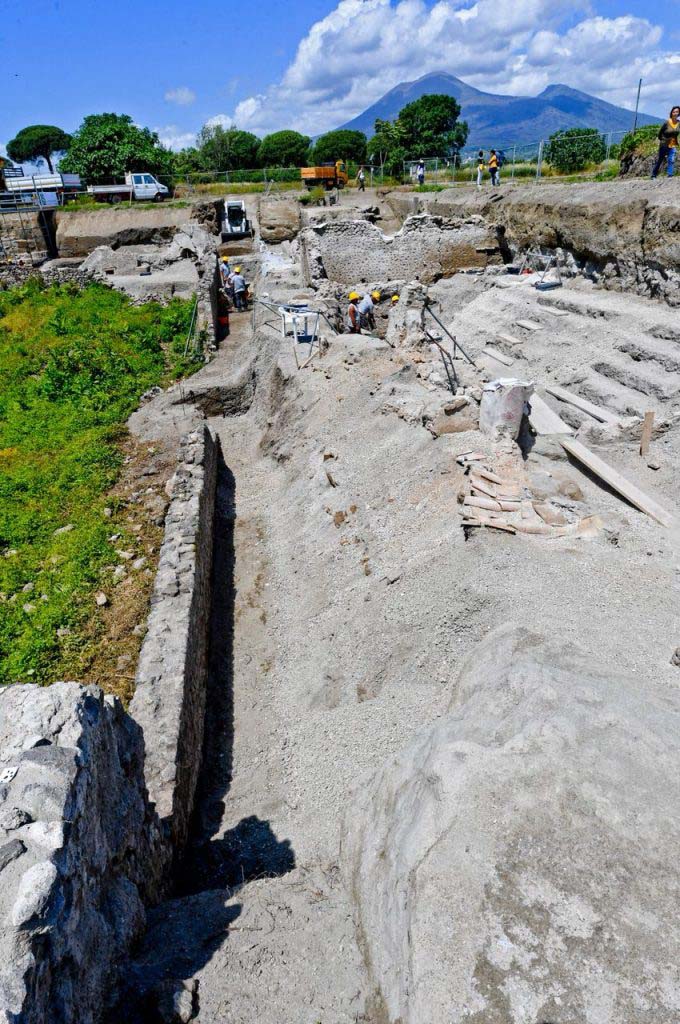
651 106 679 179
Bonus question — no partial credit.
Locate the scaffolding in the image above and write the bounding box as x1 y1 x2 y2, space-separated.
0 182 54 276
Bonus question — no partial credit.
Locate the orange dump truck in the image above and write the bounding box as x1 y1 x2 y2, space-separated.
300 160 348 190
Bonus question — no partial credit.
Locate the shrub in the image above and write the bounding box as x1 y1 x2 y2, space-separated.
545 128 606 173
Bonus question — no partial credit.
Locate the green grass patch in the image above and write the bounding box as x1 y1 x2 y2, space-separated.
0 279 202 687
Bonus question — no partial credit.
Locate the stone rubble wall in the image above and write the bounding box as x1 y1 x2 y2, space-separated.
130 426 219 851
0 427 220 1022
0 683 168 1024
385 181 680 305
300 214 503 287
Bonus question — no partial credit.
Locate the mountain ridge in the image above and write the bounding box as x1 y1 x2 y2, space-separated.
335 72 658 147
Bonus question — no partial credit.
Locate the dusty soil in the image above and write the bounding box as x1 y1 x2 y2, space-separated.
120 215 680 1020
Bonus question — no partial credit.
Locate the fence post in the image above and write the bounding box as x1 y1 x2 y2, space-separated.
605 131 612 161
536 141 544 181
511 145 516 181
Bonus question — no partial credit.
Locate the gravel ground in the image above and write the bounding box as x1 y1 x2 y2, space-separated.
127 241 680 1022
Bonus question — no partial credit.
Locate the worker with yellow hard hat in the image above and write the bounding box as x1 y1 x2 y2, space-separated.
347 291 361 333
231 265 248 311
358 289 380 332
391 294 400 303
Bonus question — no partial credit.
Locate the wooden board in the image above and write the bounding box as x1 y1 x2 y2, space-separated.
544 384 620 426
516 319 543 331
528 393 574 436
640 410 654 456
560 437 675 528
497 333 523 347
542 308 569 318
482 346 514 366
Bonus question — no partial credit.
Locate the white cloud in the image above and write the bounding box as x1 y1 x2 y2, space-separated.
206 0 679 136
155 125 197 151
164 86 196 106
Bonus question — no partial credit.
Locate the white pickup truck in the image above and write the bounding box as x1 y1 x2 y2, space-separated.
88 172 170 204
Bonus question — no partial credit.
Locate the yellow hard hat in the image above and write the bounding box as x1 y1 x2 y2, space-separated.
391 294 400 302
371 290 381 301
235 266 241 273
349 291 359 301
221 256 229 263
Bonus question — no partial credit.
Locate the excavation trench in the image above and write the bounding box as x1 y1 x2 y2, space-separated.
117 191 680 1022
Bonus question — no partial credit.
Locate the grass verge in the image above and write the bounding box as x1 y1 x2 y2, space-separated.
0 279 202 689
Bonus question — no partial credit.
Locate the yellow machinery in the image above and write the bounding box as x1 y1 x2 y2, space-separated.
300 160 348 190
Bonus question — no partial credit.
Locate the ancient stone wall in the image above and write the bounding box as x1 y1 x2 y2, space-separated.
130 426 219 851
301 214 503 286
0 683 168 1024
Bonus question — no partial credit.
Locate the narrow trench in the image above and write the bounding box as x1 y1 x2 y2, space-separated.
175 448 294 892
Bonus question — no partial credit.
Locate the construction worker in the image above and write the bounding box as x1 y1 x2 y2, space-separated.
357 166 366 192
476 151 485 188
489 150 500 186
358 290 380 331
219 256 234 307
346 291 361 333
651 106 680 179
417 160 425 186
391 293 400 304
231 266 247 311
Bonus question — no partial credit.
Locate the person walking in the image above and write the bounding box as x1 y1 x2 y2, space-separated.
651 106 680 179
488 149 500 186
417 159 426 186
357 166 366 192
346 291 361 334
476 151 485 188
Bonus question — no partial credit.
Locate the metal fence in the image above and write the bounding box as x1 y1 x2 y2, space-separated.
403 129 634 186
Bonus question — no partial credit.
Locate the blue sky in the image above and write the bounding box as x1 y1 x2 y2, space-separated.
2 0 679 154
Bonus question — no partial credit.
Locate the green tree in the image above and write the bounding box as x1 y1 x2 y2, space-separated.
313 129 367 165
368 118 408 177
60 114 173 181
257 130 311 168
172 147 203 176
7 125 72 173
196 124 260 171
545 127 606 173
397 94 468 159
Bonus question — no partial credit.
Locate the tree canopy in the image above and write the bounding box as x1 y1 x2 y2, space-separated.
545 127 606 173
196 124 260 171
7 125 72 173
368 118 408 176
397 94 468 159
257 130 311 168
313 129 367 165
60 114 172 181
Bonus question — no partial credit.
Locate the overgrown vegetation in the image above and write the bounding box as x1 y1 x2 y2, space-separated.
618 124 659 160
544 127 606 173
0 280 201 687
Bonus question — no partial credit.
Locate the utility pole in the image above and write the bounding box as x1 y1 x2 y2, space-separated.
632 78 642 133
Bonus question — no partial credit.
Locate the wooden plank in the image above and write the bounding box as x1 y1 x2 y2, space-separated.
529 393 574 436
541 306 569 318
640 410 654 457
560 437 675 528
516 319 543 331
482 346 514 366
544 384 620 426
497 333 523 347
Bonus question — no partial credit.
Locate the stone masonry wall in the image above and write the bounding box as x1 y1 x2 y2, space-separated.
301 214 503 287
130 426 218 851
0 683 167 1024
